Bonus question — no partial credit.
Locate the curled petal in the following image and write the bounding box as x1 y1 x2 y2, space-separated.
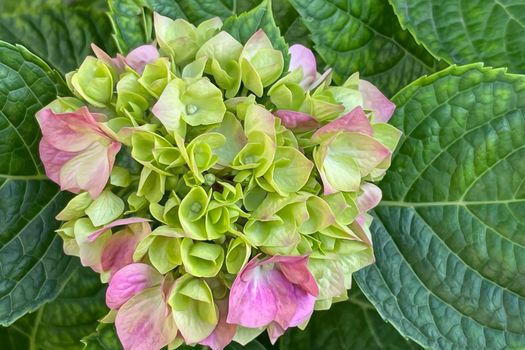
125 45 160 74
274 110 319 132
359 79 395 122
356 182 382 213
88 217 150 241
106 263 162 309
115 287 177 350
313 106 373 139
289 44 317 89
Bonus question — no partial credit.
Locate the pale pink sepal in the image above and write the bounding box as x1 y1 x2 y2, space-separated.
359 80 395 122
101 222 151 277
106 263 163 309
37 107 121 198
125 45 160 74
313 106 372 139
88 217 150 242
289 44 317 89
91 43 159 74
115 286 177 350
274 110 319 132
357 182 382 213
227 255 318 341
200 299 237 350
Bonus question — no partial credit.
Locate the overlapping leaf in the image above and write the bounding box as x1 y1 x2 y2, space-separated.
0 5 116 73
0 41 75 326
2 263 107 350
282 288 421 349
390 0 525 73
288 0 445 96
356 64 525 349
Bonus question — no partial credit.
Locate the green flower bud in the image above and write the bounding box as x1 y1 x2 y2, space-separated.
69 56 114 107
168 274 218 343
137 166 166 203
116 71 151 123
181 238 225 277
137 57 172 98
225 237 251 274
196 31 243 97
179 186 210 240
239 30 284 97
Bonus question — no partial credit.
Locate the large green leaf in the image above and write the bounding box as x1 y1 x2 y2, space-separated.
282 287 421 349
109 0 239 53
288 0 445 96
355 64 525 349
389 0 525 74
0 5 116 74
223 0 288 65
0 41 75 326
1 263 107 350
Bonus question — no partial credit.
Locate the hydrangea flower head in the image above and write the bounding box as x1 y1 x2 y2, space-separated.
41 12 401 350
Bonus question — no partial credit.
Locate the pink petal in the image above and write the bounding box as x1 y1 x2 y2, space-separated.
88 217 150 242
357 182 382 213
39 138 78 186
106 263 163 309
125 45 160 74
288 289 316 327
200 299 236 350
266 269 297 329
227 258 277 328
101 222 151 276
274 110 319 132
270 256 319 297
313 106 373 139
359 80 395 122
115 286 177 350
91 43 126 72
267 322 286 344
36 107 105 152
289 44 317 89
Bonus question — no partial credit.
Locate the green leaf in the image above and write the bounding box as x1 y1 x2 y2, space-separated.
288 0 446 96
1 264 107 350
82 323 123 350
355 64 525 349
282 287 421 349
223 0 289 68
0 41 78 326
0 6 116 74
109 0 237 53
390 0 525 73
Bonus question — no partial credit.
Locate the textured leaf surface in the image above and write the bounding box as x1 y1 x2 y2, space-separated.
2 264 107 350
0 41 75 326
0 6 116 74
109 0 238 53
390 0 525 73
288 0 445 96
223 0 288 65
282 288 421 349
356 64 525 349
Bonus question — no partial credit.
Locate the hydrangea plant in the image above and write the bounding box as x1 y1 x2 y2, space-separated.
34 12 401 350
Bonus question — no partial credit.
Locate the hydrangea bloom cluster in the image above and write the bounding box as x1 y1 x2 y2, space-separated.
37 13 401 350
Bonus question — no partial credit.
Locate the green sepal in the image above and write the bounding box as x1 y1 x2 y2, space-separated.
263 146 313 195
110 166 132 188
178 186 210 240
137 57 172 98
85 189 125 227
55 192 92 221
149 236 182 274
116 71 151 124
